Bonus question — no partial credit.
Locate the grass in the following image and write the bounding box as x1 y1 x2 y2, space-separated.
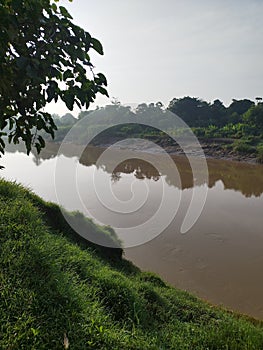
0 179 263 349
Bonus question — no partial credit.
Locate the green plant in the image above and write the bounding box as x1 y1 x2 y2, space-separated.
256 145 263 163
233 140 256 154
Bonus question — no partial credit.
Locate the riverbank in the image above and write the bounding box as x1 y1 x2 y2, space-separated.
1 179 263 349
91 137 259 164
195 138 259 163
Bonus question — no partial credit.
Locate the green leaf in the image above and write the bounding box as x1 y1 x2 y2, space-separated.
38 135 45 148
9 118 14 130
63 93 74 110
25 141 32 155
16 56 28 69
59 6 73 19
26 65 38 79
63 69 74 80
35 143 41 154
47 85 55 103
98 87 109 97
0 137 5 148
36 118 45 130
91 38 104 55
97 73 107 86
51 3 57 12
0 119 7 130
8 134 13 144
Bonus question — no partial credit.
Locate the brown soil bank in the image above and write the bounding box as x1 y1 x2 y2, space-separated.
92 136 259 164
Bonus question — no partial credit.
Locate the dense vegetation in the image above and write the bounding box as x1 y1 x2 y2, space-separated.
168 97 263 162
1 179 263 349
49 97 263 162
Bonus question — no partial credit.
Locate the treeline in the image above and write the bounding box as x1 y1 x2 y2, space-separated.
168 97 260 127
50 96 263 162
168 97 263 138
169 97 263 161
53 96 263 134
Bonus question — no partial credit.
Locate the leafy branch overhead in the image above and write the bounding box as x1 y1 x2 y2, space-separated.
0 0 108 155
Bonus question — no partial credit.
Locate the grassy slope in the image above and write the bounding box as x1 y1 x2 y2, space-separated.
0 179 263 350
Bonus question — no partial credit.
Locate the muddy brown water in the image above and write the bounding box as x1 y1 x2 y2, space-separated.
1 143 263 319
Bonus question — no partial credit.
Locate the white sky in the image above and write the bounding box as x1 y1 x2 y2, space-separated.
46 0 263 116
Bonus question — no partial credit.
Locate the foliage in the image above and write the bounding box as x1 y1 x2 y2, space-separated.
228 99 255 116
1 179 263 349
0 0 108 157
232 139 256 154
168 97 256 128
167 98 263 157
168 96 211 126
256 144 263 163
243 104 263 133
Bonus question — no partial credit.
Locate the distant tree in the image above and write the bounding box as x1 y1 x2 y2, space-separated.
227 99 254 117
210 99 227 126
78 110 92 120
60 113 77 126
111 97 121 106
135 103 146 113
155 101 164 108
51 113 62 126
135 103 164 118
255 97 263 105
0 0 108 157
243 104 263 133
52 113 61 120
168 96 210 126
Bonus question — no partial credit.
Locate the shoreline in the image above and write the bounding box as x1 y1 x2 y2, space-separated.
5 137 261 165
90 140 259 165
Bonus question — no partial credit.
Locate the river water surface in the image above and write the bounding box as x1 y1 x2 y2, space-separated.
1 142 263 320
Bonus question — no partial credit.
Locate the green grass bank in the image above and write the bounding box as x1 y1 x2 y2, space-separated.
0 179 263 349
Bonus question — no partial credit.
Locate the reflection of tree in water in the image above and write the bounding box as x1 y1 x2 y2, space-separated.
5 142 263 198
111 172 121 183
207 160 263 198
32 154 42 166
72 148 263 198
111 159 160 182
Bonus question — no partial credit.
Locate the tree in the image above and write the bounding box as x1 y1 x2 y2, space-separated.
243 104 263 133
0 0 108 158
255 97 262 105
60 113 77 126
168 96 210 127
209 99 227 126
78 110 92 120
227 99 254 117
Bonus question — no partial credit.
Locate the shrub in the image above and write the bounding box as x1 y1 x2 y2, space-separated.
256 145 263 163
233 140 256 154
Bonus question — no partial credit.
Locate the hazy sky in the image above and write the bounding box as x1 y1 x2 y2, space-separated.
47 0 263 116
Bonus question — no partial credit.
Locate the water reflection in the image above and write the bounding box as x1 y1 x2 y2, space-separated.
111 159 160 182
4 141 263 198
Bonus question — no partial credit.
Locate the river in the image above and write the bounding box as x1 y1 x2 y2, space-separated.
1 142 263 320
